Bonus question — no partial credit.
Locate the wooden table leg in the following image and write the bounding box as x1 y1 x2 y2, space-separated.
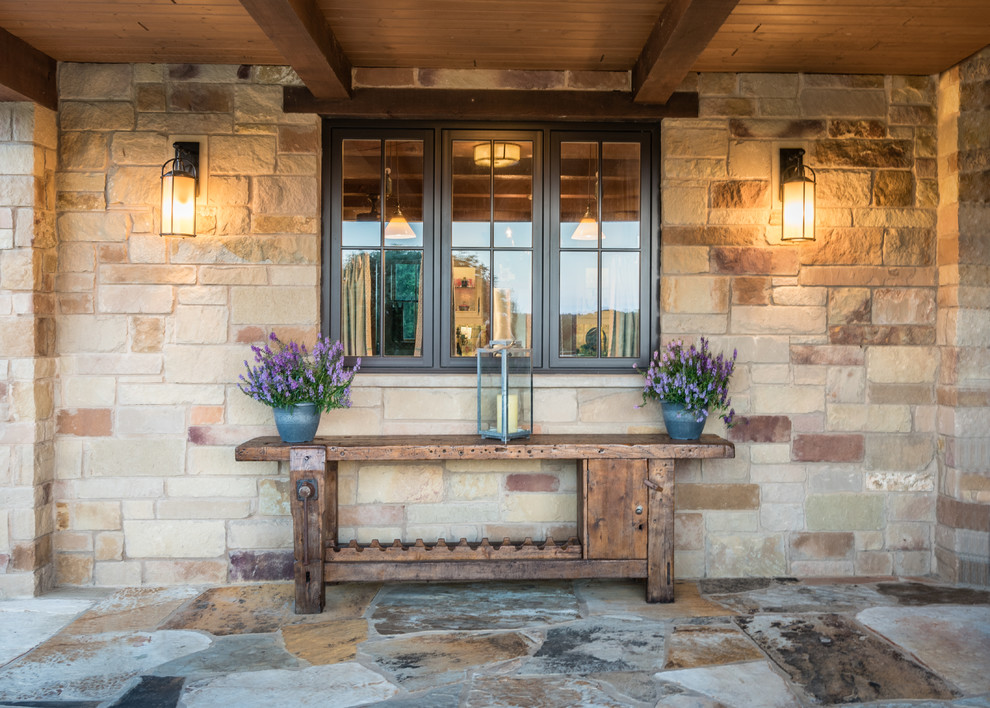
646 459 675 602
290 447 331 614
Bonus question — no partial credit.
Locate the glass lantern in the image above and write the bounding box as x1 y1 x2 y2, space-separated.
477 339 533 443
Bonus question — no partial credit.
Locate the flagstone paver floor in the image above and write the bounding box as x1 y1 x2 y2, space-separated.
0 577 988 707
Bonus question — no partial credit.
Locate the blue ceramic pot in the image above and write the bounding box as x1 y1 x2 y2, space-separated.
660 401 707 440
272 402 321 443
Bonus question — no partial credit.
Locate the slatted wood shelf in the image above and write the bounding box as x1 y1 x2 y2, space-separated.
328 536 583 562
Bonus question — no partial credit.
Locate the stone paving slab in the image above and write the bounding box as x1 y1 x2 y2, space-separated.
62 587 200 637
281 618 368 664
180 663 398 707
737 613 958 704
874 581 990 606
464 675 627 707
655 660 802 708
857 605 990 695
150 633 302 678
371 581 580 635
0 630 211 702
663 624 764 669
708 581 896 614
0 597 94 666
522 618 667 675
578 580 737 620
363 630 536 689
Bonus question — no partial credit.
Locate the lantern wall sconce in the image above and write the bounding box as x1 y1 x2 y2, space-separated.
161 141 200 237
779 147 816 242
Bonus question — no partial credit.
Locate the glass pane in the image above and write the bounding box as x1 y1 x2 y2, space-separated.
602 142 640 248
493 251 532 347
384 250 423 357
494 141 533 248
451 250 490 357
601 252 640 358
560 141 598 249
384 139 424 247
559 251 598 357
452 140 491 247
342 140 382 247
341 249 380 357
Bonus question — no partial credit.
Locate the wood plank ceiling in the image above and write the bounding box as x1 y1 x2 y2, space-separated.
0 0 988 109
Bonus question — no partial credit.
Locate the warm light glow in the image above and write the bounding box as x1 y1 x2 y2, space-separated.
780 148 816 242
474 142 521 168
384 206 416 239
161 169 196 237
781 177 815 241
570 207 599 241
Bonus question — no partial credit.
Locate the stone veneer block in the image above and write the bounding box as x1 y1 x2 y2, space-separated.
123 520 225 557
676 484 760 511
792 434 865 462
728 415 791 443
806 494 884 530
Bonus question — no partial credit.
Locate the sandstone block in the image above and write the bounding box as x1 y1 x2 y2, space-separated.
175 305 229 344
729 119 825 139
56 408 113 437
227 518 292 550
828 119 886 139
56 554 94 585
94 560 142 586
58 315 127 353
727 140 770 179
708 534 786 576
230 286 317 324
407 502 500 526
661 275 729 314
233 83 286 122
70 501 121 531
728 415 791 443
383 388 475 421
142 559 227 584
662 128 726 158
866 470 934 492
806 493 884 530
88 438 185 477
98 285 174 314
165 476 257 498
59 63 132 100
116 406 186 436
826 367 866 403
751 385 823 414
664 157 727 180
66 477 164 500
790 531 854 559
662 246 711 275
866 346 937 383
131 316 165 353
168 83 233 113
210 135 276 175
124 520 225 557
356 464 444 504
254 176 319 216
814 140 912 168
662 186 708 225
731 305 825 335
60 101 134 131
444 472 500 500
732 276 771 305
711 247 798 275
110 132 168 166
873 171 915 207
258 479 290 516
187 445 277 476
699 97 755 117
872 288 935 325
100 264 197 284
800 89 886 117
502 493 576 523
793 434 864 462
827 404 912 433
885 522 930 551
710 180 770 209
676 484 759 510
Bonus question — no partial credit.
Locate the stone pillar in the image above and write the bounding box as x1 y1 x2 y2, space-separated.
935 47 990 586
0 102 58 597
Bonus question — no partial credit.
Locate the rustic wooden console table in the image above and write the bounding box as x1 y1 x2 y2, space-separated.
235 434 734 614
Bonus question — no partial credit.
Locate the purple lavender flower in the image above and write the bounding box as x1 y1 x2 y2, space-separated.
636 336 737 427
238 333 360 412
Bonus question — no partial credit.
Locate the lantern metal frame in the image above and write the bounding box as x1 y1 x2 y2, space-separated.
779 147 816 242
160 141 199 237
476 339 533 443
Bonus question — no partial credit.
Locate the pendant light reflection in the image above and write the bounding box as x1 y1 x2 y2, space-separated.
780 147 816 242
473 141 521 168
384 148 416 240
160 141 198 237
570 158 599 242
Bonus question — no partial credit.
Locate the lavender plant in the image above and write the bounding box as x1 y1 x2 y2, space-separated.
639 337 736 425
239 333 360 413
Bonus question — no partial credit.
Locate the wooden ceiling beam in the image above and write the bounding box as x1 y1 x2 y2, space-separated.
632 0 740 104
284 87 699 121
0 26 57 110
239 0 352 99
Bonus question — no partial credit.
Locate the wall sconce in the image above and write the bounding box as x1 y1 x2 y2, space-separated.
779 148 815 242
474 142 521 168
161 141 199 237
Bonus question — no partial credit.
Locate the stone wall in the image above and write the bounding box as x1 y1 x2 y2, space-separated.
0 102 58 597
661 72 940 577
0 56 985 593
935 46 990 586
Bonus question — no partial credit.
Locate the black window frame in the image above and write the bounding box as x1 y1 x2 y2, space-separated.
322 119 659 374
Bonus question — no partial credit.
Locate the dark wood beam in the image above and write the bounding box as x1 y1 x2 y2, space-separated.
283 87 699 121
0 26 56 110
239 0 351 99
633 0 740 104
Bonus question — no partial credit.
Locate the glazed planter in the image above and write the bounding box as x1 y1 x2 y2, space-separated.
273 402 321 443
660 401 707 441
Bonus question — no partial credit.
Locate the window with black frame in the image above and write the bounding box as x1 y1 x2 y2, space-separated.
323 123 655 372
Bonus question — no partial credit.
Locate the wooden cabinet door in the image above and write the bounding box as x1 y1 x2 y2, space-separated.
583 459 648 560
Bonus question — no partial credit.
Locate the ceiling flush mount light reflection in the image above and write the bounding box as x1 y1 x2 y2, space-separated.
474 142 521 168
780 147 816 242
160 141 198 237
